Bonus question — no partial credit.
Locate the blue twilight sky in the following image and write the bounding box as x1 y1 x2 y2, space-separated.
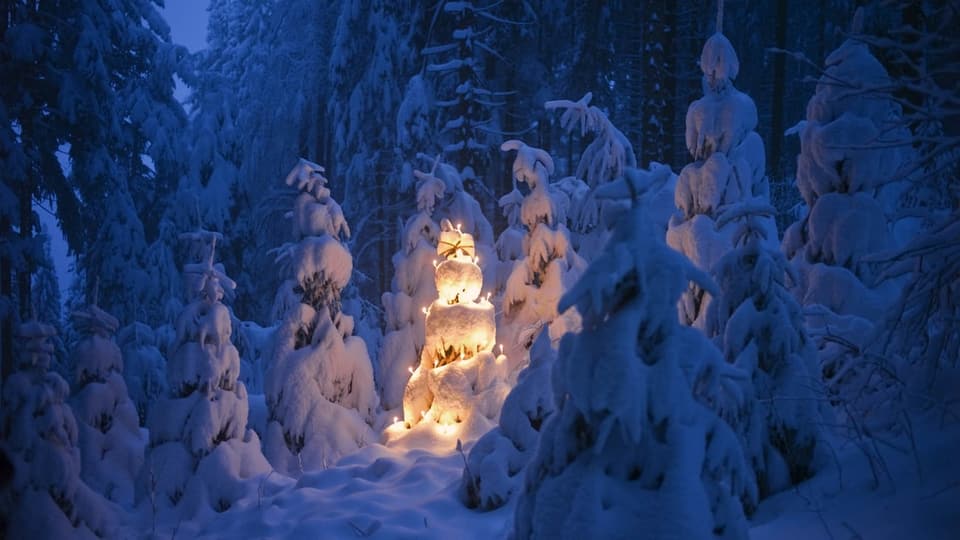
161 0 210 53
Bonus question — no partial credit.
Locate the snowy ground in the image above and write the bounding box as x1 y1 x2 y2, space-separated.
752 411 960 539
134 409 958 539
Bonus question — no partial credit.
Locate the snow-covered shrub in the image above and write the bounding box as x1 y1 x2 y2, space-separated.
781 12 913 422
264 159 379 476
140 231 271 518
117 322 168 426
461 330 555 510
379 171 444 411
1 320 116 538
871 213 960 419
514 189 754 539
708 203 825 499
69 303 146 506
401 219 509 437
667 31 776 330
498 140 587 371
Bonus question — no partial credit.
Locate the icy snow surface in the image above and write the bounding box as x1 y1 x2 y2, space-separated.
143 405 960 539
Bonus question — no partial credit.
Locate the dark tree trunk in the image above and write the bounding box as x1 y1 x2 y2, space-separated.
641 0 676 167
769 0 789 181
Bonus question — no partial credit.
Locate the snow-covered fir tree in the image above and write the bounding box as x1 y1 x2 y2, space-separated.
0 320 116 538
379 173 445 411
400 219 510 438
69 300 146 506
781 9 913 418
514 186 753 540
708 202 824 499
264 159 379 476
140 230 271 518
498 140 586 370
545 93 677 262
666 24 775 331
117 322 168 426
423 1 513 189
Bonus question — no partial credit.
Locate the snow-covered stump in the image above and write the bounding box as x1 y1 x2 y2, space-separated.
264 159 379 476
379 172 445 412
514 190 754 540
140 231 271 519
707 204 825 501
0 320 116 539
666 31 776 330
781 12 913 424
498 141 586 372
399 220 510 443
69 303 146 506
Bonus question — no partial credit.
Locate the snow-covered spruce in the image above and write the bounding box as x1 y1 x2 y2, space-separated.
460 330 555 510
498 140 586 370
707 202 824 500
666 31 775 330
264 159 379 476
545 93 676 261
464 164 685 512
379 171 445 411
781 11 913 420
400 219 510 438
117 322 168 426
69 303 146 506
140 231 271 518
514 191 753 540
1 320 116 538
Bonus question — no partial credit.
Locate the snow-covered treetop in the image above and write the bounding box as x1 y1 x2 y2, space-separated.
70 304 120 339
179 229 236 304
437 219 476 259
15 320 57 372
700 32 740 92
285 157 330 200
501 140 554 191
415 171 446 214
414 154 465 194
545 93 637 187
